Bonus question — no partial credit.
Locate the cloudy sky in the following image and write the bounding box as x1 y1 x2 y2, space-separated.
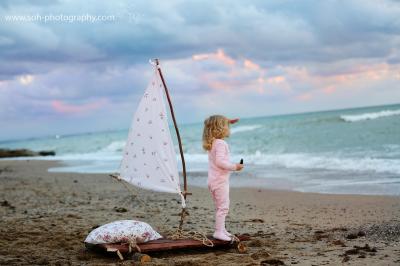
1 0 399 141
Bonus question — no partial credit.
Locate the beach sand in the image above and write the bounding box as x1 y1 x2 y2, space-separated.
1 160 399 265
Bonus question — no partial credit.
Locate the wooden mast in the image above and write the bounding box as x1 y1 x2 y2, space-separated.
154 59 190 200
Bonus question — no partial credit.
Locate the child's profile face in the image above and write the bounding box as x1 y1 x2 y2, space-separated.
224 123 230 138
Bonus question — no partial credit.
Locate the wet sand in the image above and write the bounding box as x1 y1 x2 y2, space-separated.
1 160 399 265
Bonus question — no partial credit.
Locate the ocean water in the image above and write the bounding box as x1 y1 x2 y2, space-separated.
1 103 399 196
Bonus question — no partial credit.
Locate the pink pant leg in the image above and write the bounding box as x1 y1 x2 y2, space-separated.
209 183 230 233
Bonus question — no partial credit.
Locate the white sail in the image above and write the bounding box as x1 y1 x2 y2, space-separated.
119 65 186 208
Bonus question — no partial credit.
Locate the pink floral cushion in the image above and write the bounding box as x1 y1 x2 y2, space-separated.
84 220 162 244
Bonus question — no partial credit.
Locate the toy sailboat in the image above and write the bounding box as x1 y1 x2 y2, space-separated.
100 60 248 260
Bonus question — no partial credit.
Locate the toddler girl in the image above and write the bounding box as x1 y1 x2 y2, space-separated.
202 115 243 241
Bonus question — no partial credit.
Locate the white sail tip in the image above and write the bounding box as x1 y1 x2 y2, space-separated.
149 58 160 68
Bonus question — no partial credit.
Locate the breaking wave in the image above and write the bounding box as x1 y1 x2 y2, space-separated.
230 124 263 134
182 151 400 175
340 109 400 122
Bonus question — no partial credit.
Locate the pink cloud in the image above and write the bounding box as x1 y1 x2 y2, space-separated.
243 59 261 71
191 49 271 94
51 98 108 114
319 63 393 84
192 48 236 66
208 80 232 91
267 76 285 84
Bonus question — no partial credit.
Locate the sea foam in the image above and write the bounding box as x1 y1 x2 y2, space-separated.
244 152 400 175
180 151 400 175
340 109 400 122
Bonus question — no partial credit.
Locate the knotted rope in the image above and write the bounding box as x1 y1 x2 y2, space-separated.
163 228 214 247
115 239 141 260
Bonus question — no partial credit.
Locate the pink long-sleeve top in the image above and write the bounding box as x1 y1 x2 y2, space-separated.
207 139 236 189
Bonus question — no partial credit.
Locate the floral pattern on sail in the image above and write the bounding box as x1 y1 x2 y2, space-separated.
119 66 185 207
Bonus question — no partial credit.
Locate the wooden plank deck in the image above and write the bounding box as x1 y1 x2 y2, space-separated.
86 234 250 254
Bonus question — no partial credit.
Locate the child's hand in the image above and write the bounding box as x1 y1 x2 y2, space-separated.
235 163 244 171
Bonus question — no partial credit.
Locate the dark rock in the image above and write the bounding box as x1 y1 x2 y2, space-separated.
0 148 34 157
345 249 359 255
330 227 348 232
245 218 264 223
260 258 285 265
1 200 15 209
1 200 10 207
0 148 56 158
344 243 377 257
114 207 128 213
332 239 346 246
346 233 358 239
38 150 56 156
357 230 366 237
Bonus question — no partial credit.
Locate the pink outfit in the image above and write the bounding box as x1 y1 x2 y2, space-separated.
207 139 236 238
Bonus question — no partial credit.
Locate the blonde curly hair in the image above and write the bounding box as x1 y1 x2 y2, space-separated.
202 115 230 151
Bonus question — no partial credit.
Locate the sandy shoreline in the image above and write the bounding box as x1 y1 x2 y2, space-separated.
1 160 399 265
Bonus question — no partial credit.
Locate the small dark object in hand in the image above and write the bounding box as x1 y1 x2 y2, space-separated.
240 158 243 164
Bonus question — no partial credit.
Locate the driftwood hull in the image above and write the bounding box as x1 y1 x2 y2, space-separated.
85 234 250 254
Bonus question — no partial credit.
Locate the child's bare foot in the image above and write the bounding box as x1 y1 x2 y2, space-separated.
213 231 231 241
223 229 232 237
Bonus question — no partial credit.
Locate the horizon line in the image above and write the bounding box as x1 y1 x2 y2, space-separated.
0 101 399 144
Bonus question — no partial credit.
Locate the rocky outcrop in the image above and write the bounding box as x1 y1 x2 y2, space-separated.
0 148 55 158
